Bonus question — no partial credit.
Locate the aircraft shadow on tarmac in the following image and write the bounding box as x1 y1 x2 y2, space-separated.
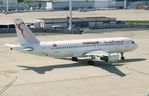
18 58 146 77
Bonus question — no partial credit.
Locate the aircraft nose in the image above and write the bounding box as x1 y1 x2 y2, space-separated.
134 43 138 49
131 40 138 50
133 42 138 50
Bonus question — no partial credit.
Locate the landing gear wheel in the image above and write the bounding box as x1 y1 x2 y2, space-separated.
121 57 125 60
72 57 78 61
88 60 95 65
120 53 125 60
104 56 109 62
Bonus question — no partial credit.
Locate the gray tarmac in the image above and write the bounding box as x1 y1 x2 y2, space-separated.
0 28 149 96
0 9 149 23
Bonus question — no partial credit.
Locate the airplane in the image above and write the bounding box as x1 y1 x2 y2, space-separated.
5 19 137 65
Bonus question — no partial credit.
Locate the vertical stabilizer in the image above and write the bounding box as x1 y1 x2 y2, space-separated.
14 19 40 45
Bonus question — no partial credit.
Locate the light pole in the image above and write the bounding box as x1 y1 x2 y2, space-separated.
124 0 127 9
33 0 35 9
68 0 72 31
6 0 9 12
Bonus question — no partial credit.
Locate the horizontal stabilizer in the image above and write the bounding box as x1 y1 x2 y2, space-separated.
22 47 33 51
4 44 20 48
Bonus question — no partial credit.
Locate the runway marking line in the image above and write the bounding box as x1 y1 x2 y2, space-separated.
0 71 17 95
125 66 149 76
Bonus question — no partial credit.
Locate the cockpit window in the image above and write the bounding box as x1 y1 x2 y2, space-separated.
131 41 135 44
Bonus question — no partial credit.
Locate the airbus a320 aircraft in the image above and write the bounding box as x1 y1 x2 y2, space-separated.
6 19 137 65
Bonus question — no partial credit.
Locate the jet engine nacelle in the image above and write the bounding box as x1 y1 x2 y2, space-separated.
108 53 119 62
100 53 119 62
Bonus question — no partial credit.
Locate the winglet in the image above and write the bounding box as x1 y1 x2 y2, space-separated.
14 19 40 45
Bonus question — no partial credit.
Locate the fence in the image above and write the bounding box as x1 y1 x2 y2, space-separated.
0 23 149 34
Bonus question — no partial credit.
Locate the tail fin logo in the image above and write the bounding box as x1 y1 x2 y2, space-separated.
17 22 25 38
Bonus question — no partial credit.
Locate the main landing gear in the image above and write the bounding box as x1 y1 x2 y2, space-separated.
87 60 95 65
72 57 95 65
121 53 125 60
87 56 96 65
72 57 78 61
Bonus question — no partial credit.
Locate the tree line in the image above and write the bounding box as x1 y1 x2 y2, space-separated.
18 0 34 3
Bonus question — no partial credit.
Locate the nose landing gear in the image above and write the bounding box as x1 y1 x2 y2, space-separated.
87 60 95 65
121 53 125 60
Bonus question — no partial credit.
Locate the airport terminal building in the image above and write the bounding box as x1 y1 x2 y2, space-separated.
36 0 149 10
0 0 148 11
0 0 18 10
0 0 29 11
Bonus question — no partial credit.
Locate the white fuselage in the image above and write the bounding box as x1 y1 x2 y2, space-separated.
26 37 137 58
9 19 138 63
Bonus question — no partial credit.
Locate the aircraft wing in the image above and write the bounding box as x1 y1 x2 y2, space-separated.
84 50 110 57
